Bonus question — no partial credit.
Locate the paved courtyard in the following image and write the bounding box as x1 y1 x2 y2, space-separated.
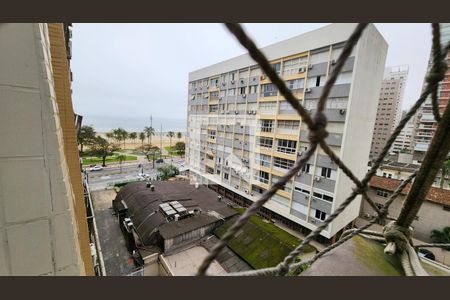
91 189 138 276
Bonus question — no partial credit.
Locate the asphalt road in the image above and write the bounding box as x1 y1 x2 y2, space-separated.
86 158 186 191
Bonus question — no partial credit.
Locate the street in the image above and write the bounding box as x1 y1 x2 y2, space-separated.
86 157 186 191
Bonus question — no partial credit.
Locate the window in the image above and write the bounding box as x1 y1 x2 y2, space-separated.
376 189 390 198
278 120 300 130
249 85 258 94
254 170 269 184
210 91 219 100
274 157 295 170
259 101 276 112
209 105 218 113
287 79 305 91
257 137 273 149
302 163 312 174
230 72 236 82
319 167 336 180
228 88 236 96
271 63 281 75
239 87 246 95
224 173 229 180
260 83 277 97
255 154 271 168
219 90 226 98
277 139 297 154
208 130 216 140
210 78 219 87
259 119 274 132
279 101 295 111
315 209 327 221
282 57 308 76
294 187 310 196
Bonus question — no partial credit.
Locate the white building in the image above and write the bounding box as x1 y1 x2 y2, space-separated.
186 23 388 242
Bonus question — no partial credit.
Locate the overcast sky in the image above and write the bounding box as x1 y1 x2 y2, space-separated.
71 23 432 121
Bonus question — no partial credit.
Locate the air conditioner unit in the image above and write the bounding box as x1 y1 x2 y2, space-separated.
311 219 317 224
339 109 346 115
235 185 239 189
235 111 239 114
222 82 226 86
260 75 266 80
205 95 209 98
250 193 254 196
242 94 247 98
308 64 313 70
315 176 321 182
231 80 235 84
245 189 249 194
305 88 312 93
240 79 245 84
220 111 225 114
298 67 306 73
206 85 209 88
191 96 195 100
219 97 223 100
297 151 303 156
252 111 257 115
331 60 337 65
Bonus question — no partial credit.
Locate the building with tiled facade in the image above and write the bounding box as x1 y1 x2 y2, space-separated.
186 24 388 242
370 65 408 158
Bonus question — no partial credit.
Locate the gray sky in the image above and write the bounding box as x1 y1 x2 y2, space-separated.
71 23 432 121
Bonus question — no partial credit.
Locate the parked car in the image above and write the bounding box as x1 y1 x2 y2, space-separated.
155 158 164 163
89 165 103 171
418 249 435 260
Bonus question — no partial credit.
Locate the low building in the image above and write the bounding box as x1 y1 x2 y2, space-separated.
112 180 239 274
361 176 450 243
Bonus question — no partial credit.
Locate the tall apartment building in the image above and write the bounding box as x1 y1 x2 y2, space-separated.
391 110 415 154
370 65 408 158
413 23 450 163
186 24 387 242
0 24 94 275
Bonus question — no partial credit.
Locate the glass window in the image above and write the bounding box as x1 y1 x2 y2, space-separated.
260 84 278 97
282 57 308 76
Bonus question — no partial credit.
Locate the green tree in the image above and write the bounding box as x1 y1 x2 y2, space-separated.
105 132 114 142
112 128 128 149
139 132 146 147
430 227 450 250
174 141 185 157
157 165 179 180
129 132 137 147
78 125 96 155
89 136 120 167
144 126 155 146
177 132 182 139
439 159 450 188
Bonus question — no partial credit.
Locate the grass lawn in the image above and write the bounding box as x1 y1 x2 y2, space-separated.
164 146 182 156
81 154 137 165
214 207 316 269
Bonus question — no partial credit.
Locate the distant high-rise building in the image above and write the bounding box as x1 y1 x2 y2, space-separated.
413 23 450 163
370 65 408 158
391 110 415 154
186 24 387 242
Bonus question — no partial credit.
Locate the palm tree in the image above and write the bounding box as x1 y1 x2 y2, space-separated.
105 132 114 142
144 126 155 146
439 159 450 188
167 131 175 163
177 132 182 140
430 227 450 250
139 132 145 148
117 154 127 173
129 132 137 147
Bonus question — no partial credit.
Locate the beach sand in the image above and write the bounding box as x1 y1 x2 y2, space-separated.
96 132 185 151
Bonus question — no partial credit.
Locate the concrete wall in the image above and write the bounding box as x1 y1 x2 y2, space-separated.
0 24 85 275
330 24 388 237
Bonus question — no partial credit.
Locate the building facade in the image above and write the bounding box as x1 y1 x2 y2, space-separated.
362 176 450 243
413 23 450 163
186 24 388 241
0 23 93 275
391 110 415 154
370 65 408 158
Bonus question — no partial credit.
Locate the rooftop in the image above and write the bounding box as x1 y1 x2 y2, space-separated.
369 175 450 206
113 181 237 248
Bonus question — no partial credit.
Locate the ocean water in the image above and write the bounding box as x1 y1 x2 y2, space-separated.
82 115 187 134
